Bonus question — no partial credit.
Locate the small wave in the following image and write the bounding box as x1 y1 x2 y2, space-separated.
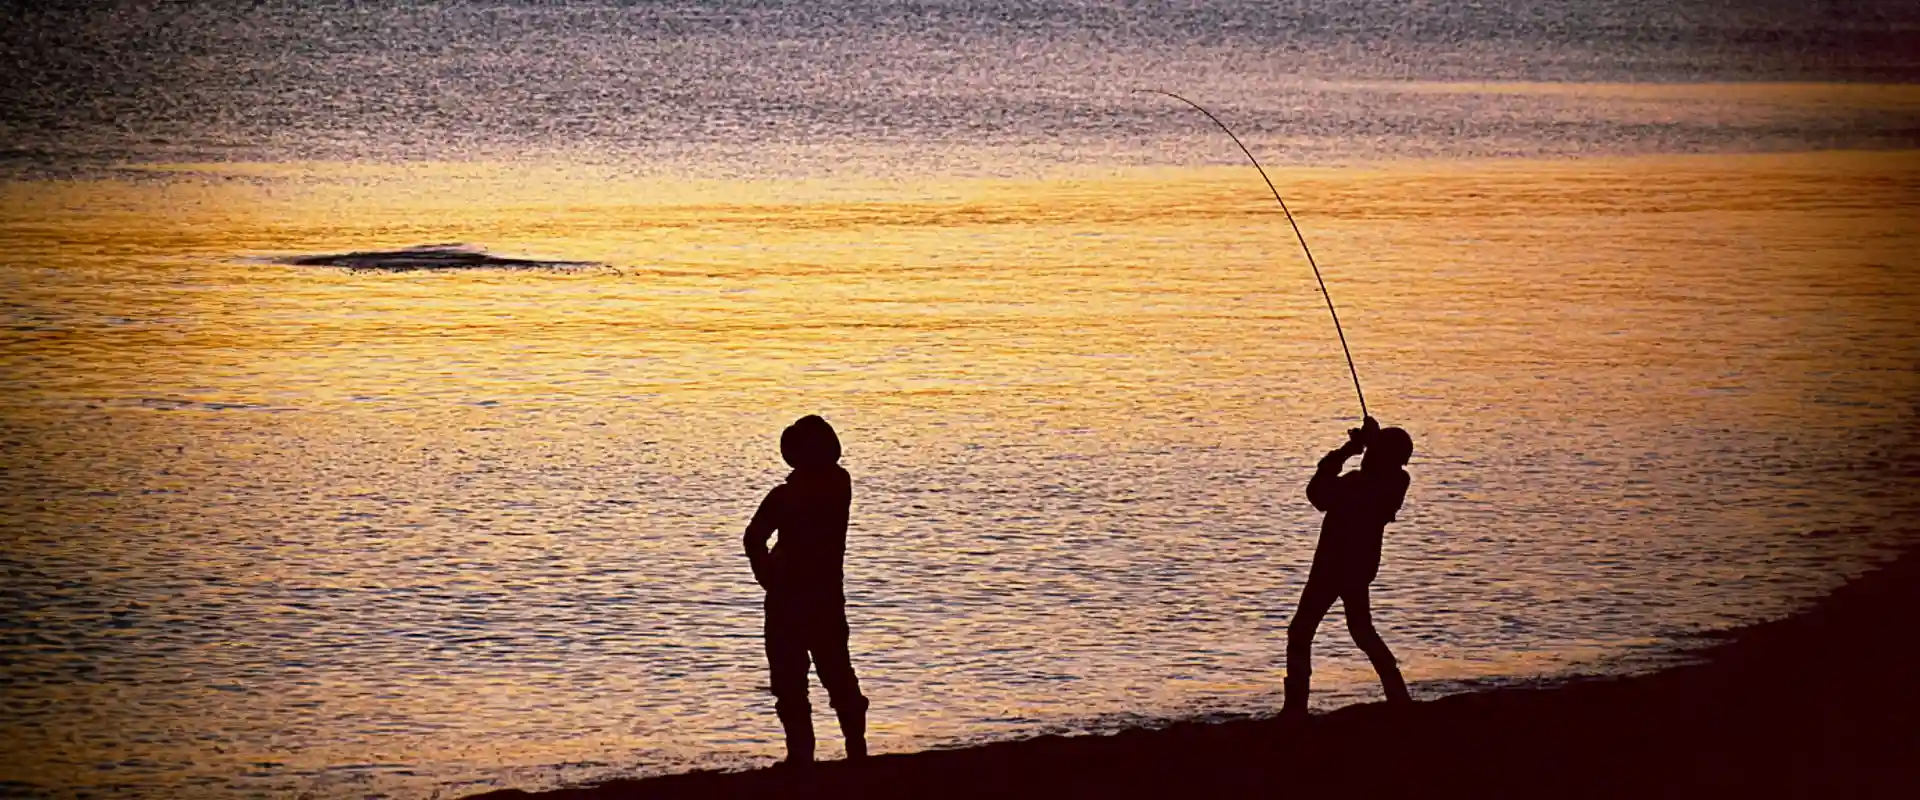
273 244 600 272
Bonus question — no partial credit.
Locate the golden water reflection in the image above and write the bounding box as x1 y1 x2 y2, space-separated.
1 150 1916 797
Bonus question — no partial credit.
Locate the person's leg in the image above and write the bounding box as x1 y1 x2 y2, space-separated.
1343 585 1411 704
810 605 869 759
765 600 816 763
1284 576 1340 716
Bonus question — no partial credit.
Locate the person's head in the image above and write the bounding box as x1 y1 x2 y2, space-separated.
780 415 841 469
1363 426 1413 470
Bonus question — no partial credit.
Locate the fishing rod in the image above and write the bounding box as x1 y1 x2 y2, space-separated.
1138 89 1368 422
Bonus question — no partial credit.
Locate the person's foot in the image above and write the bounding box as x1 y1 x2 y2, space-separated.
1380 669 1412 705
837 701 869 761
1281 675 1312 720
776 702 815 767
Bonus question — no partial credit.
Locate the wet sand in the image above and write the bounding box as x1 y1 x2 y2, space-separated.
471 541 1920 799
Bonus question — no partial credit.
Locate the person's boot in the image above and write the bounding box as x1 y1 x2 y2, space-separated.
1281 674 1311 720
1380 665 1412 705
835 697 869 760
1372 658 1412 705
776 701 815 766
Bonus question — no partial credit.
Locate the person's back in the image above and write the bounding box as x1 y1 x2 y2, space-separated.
752 461 852 601
1306 442 1411 588
743 415 868 764
1285 416 1416 717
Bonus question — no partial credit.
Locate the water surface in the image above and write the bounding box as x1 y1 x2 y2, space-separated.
3 2 1919 798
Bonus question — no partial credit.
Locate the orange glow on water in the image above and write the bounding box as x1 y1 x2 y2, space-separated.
2 147 1915 794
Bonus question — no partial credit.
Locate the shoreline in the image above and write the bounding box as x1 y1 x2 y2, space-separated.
472 541 1919 798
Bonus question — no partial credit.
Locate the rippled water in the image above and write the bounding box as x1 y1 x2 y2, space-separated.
4 2 1920 798
8 0 1920 175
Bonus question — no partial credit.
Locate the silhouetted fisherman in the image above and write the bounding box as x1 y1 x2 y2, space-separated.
743 415 868 764
1283 416 1415 717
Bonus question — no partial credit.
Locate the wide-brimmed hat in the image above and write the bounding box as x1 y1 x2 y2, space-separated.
781 415 841 468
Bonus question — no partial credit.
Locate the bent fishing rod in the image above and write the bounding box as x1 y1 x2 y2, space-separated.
1139 89 1368 422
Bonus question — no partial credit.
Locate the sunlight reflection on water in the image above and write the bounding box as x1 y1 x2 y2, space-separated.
2 148 1916 797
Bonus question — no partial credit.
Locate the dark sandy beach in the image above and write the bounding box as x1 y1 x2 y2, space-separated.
472 542 1920 799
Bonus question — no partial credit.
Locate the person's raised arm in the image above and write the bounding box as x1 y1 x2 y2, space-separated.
1307 417 1376 512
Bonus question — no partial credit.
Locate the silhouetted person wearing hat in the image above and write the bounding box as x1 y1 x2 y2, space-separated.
743 415 868 764
1283 416 1415 718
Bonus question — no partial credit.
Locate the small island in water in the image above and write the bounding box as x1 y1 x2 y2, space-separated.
278 244 599 272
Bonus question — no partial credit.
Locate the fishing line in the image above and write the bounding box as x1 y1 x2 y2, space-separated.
1138 89 1368 421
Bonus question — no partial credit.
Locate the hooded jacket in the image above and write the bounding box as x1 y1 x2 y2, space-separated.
1306 447 1409 582
744 465 853 600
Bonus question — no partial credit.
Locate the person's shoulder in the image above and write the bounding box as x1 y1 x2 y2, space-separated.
783 466 851 496
801 464 850 486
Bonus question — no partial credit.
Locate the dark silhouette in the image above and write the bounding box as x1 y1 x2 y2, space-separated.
1284 416 1415 717
743 415 868 764
279 243 597 272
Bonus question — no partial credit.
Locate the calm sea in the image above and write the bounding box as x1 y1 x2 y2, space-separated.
4 2 1918 797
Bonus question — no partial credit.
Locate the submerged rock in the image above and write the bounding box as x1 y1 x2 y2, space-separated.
279 244 598 272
